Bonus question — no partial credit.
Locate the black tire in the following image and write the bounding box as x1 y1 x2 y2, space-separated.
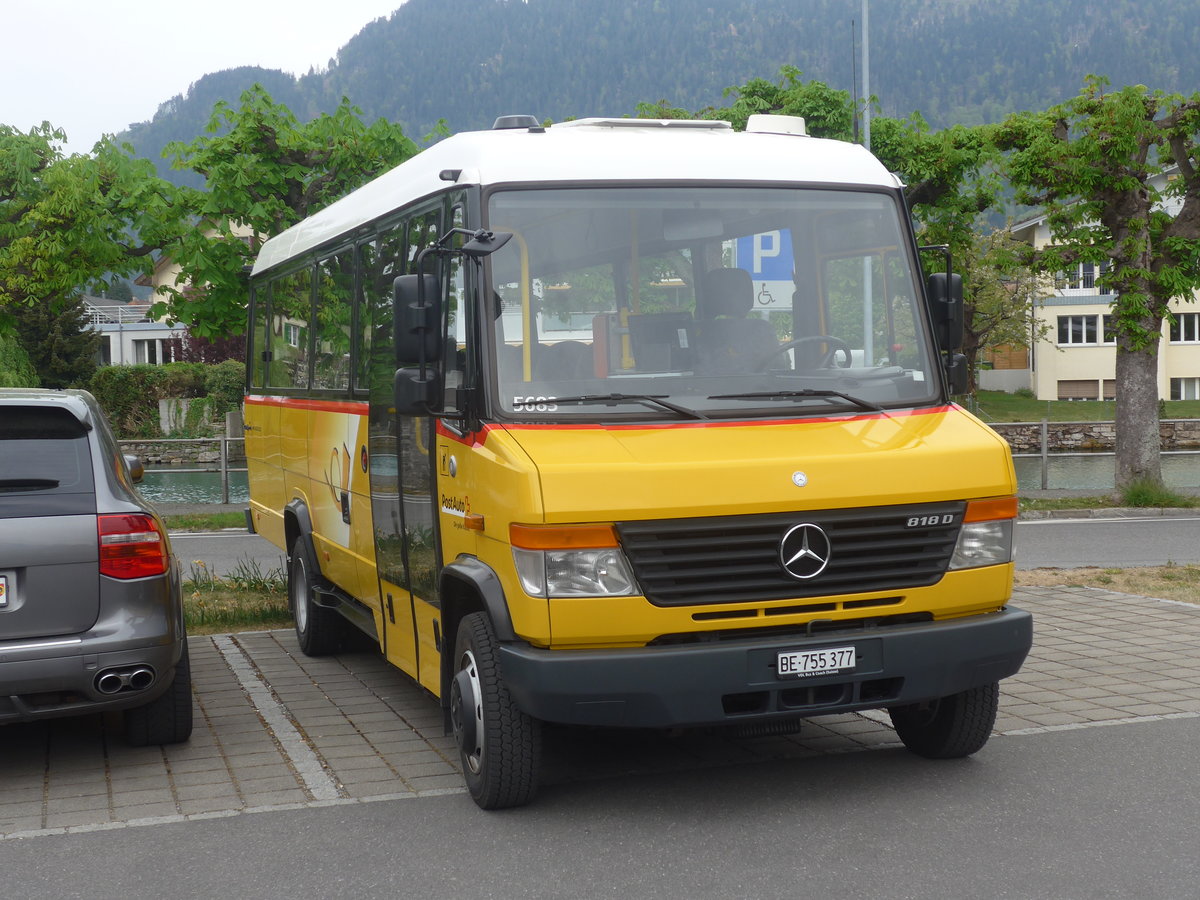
889 682 999 759
289 537 351 656
450 612 541 809
124 642 194 746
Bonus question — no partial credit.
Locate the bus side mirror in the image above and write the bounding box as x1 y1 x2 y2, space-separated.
927 272 964 351
394 365 442 415
944 352 969 395
393 273 443 365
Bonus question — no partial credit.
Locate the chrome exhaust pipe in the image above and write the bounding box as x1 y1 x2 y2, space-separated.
94 666 157 695
96 672 125 695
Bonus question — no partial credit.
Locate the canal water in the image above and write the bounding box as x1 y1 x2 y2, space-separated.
135 453 1200 505
139 470 249 504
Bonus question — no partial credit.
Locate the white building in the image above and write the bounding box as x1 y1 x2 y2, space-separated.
83 296 187 366
1007 208 1200 402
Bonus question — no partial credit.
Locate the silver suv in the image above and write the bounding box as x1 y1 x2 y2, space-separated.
0 389 192 745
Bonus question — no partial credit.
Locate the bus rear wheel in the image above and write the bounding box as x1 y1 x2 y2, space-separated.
889 681 999 759
450 612 541 809
288 537 349 656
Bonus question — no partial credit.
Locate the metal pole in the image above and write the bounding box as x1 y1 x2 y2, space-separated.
860 0 873 364
1040 419 1049 490
220 431 230 505
861 0 870 152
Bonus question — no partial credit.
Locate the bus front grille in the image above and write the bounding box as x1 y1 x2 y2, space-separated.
616 502 965 607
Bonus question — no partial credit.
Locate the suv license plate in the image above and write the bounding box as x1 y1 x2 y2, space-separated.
0 573 7 607
777 645 855 679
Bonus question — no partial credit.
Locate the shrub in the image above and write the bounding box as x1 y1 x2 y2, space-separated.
160 362 208 399
204 359 246 417
89 365 169 436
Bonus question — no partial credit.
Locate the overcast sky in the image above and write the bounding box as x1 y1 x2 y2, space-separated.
2 0 404 155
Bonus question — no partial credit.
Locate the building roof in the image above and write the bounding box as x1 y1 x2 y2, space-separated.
252 117 899 277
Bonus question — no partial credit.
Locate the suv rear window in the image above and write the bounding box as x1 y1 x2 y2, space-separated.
0 406 95 517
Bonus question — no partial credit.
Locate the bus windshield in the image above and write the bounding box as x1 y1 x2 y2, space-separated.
485 185 939 420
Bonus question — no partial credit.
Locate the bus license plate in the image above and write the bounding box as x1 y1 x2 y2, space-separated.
777 645 856 678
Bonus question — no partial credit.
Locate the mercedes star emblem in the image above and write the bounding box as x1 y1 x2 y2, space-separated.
779 523 831 580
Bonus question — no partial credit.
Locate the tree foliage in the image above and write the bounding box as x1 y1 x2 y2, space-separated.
160 86 421 337
955 230 1045 393
0 125 178 386
0 328 39 387
995 76 1200 487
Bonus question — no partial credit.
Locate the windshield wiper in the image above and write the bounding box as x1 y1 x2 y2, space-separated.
548 393 707 420
707 389 884 413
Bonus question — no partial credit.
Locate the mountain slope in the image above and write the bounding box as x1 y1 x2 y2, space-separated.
122 0 1200 180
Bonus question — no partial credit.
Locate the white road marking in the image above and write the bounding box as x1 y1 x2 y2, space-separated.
212 634 342 801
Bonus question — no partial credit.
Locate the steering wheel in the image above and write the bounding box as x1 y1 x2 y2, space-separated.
757 335 854 371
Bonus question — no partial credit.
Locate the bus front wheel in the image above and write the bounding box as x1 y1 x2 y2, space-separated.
450 612 541 809
889 681 999 759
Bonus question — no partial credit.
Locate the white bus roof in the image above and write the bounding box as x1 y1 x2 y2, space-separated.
252 116 901 276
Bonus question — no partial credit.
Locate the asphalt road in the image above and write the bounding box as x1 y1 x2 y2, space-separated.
1014 515 1200 569
4 716 1198 899
168 516 1200 579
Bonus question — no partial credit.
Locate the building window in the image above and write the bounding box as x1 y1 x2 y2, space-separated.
1170 377 1200 401
1169 313 1200 343
1056 314 1116 346
132 339 159 365
1058 379 1100 400
1056 261 1110 292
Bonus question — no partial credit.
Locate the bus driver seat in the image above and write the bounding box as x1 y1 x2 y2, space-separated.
696 267 777 373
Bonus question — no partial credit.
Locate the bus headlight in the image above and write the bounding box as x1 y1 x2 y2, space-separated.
510 524 640 598
948 498 1017 570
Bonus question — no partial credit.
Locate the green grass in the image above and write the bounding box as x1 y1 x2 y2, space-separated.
970 391 1200 423
183 559 291 635
163 511 247 531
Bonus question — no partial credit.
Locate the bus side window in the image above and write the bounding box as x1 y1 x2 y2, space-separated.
443 206 469 413
267 268 313 390
250 283 270 388
314 251 355 392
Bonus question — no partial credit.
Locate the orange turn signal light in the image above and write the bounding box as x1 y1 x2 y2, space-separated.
509 523 619 550
963 497 1019 523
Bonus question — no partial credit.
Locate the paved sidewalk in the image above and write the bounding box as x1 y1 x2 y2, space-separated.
4 585 1200 839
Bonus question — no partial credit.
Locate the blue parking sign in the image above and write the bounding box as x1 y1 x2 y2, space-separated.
734 230 795 280
734 230 795 308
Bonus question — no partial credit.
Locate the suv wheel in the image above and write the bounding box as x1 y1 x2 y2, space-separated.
124 642 194 746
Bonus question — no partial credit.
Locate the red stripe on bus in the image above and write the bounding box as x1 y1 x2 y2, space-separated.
245 395 369 415
497 405 954 432
434 405 954 445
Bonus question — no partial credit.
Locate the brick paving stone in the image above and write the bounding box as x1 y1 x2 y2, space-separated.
8 586 1200 840
109 802 179 820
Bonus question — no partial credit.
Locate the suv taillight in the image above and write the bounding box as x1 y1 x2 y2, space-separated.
98 514 169 579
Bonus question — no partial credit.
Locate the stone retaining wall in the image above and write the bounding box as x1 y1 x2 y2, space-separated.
120 440 246 467
989 420 1200 453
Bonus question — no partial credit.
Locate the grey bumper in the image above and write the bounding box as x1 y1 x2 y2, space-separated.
499 606 1032 728
0 638 186 724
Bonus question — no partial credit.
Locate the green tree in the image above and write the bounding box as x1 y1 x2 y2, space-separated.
10 296 100 389
995 77 1200 489
0 328 39 387
955 229 1046 393
0 124 180 328
161 85 421 337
